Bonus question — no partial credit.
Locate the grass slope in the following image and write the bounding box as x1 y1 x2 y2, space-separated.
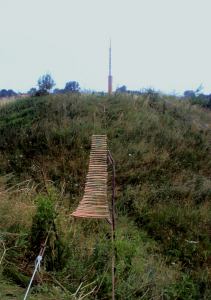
0 94 210 299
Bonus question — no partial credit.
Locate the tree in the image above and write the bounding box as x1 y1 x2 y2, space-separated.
28 88 37 96
195 84 203 95
116 85 127 93
0 89 17 98
37 74 55 94
184 86 203 99
184 90 196 98
64 81 80 93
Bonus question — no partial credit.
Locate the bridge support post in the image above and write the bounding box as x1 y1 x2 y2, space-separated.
108 151 116 300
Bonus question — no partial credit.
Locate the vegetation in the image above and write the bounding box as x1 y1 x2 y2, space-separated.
64 81 80 93
0 89 17 98
0 93 210 299
38 74 55 94
54 81 80 94
116 85 127 93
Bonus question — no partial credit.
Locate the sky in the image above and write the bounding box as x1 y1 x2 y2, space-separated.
0 0 211 94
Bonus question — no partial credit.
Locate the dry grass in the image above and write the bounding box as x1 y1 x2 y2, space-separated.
0 94 210 298
0 95 28 108
0 177 36 232
0 97 17 108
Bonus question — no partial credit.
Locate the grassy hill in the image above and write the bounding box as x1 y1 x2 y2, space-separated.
0 93 210 299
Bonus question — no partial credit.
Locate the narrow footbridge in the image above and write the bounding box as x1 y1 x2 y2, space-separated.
71 135 110 220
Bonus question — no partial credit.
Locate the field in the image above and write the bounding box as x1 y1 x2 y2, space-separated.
0 93 210 299
0 95 28 108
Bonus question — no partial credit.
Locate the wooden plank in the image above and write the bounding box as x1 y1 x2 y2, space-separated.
71 135 110 220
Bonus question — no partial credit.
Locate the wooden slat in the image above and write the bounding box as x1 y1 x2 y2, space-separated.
71 135 110 220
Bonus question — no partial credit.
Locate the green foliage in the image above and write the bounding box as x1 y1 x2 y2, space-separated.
64 81 80 93
29 191 64 271
38 74 55 94
3 265 29 287
30 194 56 252
0 94 211 298
164 274 200 299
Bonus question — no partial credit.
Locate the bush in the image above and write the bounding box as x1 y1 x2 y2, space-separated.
29 192 63 271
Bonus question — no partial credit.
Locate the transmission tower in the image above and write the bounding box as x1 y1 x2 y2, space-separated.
108 40 112 95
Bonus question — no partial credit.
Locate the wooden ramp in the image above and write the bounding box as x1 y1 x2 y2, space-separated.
71 135 110 220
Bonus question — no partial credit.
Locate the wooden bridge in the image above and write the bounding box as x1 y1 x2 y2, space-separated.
71 135 110 220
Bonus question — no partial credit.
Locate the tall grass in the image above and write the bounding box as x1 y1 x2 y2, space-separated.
0 93 211 299
0 97 18 108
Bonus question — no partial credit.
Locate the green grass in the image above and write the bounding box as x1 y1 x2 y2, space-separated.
0 93 211 299
0 277 74 299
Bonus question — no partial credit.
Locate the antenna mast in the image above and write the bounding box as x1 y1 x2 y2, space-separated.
108 39 112 95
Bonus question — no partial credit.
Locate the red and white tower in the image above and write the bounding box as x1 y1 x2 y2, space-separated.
108 40 112 95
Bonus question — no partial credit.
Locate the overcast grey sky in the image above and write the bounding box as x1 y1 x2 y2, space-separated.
0 0 211 94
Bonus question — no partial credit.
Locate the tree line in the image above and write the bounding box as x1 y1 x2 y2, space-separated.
28 74 80 96
1 74 211 110
0 73 80 98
